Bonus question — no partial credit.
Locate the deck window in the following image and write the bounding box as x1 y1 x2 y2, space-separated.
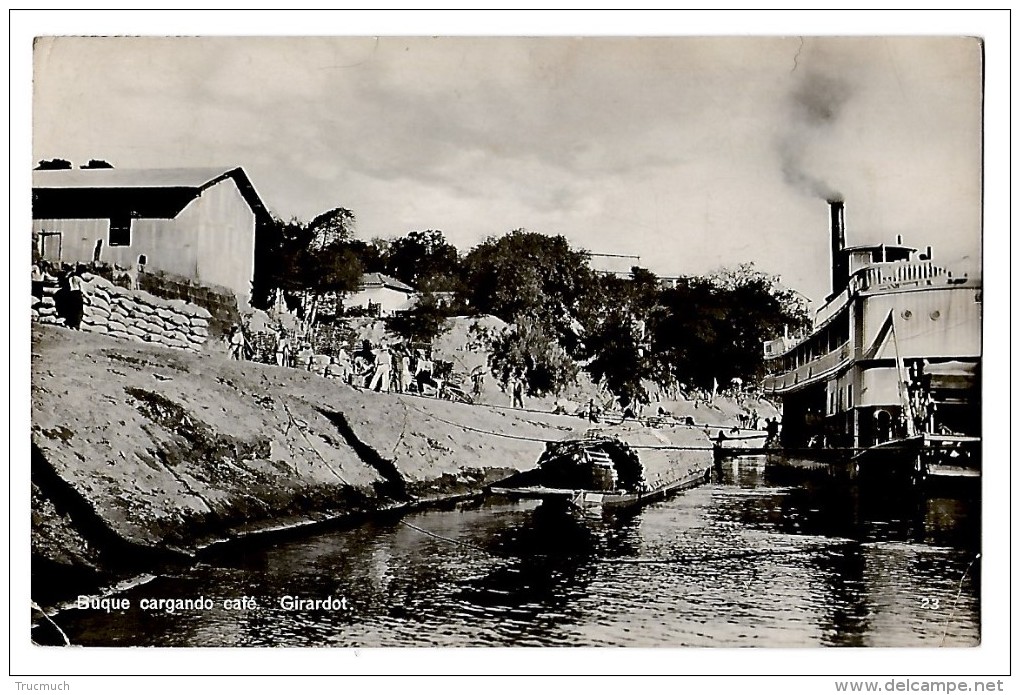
109 214 132 246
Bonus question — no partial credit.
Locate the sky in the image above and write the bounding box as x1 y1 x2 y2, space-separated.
31 34 982 305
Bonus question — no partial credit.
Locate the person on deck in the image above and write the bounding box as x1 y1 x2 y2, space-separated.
765 418 780 447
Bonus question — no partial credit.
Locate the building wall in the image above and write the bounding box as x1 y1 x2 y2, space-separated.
34 217 110 265
342 287 415 315
187 178 257 309
33 216 202 278
33 176 257 309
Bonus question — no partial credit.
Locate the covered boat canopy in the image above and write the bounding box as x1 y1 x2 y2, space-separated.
924 360 978 390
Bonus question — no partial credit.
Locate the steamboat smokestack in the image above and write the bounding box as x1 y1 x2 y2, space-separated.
828 199 848 294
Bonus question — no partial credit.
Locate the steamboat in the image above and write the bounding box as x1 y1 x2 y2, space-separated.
762 200 981 484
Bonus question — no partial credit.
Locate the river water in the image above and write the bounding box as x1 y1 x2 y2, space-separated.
51 457 980 648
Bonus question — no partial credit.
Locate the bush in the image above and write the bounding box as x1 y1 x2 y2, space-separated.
488 315 579 397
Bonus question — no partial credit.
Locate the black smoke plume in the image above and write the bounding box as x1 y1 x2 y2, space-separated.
779 69 851 201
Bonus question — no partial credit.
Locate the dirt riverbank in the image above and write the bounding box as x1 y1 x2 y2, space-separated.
30 323 768 604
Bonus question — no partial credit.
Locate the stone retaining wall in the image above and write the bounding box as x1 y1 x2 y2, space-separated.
32 274 212 352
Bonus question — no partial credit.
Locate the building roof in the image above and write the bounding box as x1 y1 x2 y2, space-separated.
32 166 272 223
359 272 415 293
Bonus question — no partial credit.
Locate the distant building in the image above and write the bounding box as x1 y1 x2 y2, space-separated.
32 166 272 308
341 273 416 316
586 252 641 277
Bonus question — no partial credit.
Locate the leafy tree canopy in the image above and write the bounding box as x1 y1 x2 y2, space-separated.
309 207 356 248
386 291 451 345
463 229 596 347
488 314 579 397
385 230 461 290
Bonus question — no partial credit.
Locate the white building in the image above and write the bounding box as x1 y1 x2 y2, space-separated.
341 273 416 316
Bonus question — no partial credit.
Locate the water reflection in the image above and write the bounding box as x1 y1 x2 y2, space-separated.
46 455 980 647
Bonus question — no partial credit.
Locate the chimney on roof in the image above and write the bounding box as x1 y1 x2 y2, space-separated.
828 199 849 294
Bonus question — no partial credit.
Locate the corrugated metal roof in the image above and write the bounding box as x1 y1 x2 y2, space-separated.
32 167 235 189
32 166 273 223
360 272 415 293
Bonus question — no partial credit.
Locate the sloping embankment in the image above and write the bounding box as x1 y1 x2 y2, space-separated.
30 324 593 602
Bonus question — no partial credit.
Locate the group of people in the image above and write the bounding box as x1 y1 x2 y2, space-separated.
234 326 450 398
343 341 445 395
737 410 762 429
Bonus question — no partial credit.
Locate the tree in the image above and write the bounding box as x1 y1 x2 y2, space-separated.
650 264 810 387
386 291 451 345
488 314 579 397
708 263 811 379
462 230 596 351
651 275 727 389
575 267 662 407
35 159 72 170
308 207 356 249
252 213 363 325
342 239 387 274
385 230 462 290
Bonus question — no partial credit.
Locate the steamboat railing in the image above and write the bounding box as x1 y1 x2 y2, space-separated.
763 340 852 393
849 261 948 294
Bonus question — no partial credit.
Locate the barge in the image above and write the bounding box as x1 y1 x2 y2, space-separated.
489 424 713 511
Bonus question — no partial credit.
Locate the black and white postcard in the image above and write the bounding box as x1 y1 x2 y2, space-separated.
13 9 1010 691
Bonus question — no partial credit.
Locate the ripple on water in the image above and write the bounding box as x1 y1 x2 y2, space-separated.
47 471 980 647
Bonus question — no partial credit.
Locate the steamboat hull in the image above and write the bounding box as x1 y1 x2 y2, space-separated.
852 434 981 485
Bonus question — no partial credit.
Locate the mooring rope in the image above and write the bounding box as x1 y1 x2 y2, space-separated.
397 518 509 558
402 401 565 444
940 552 981 647
31 600 71 646
403 400 717 450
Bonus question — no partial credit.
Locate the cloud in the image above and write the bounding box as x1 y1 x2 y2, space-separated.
32 36 982 303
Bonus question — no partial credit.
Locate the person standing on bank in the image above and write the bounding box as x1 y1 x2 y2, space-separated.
274 327 291 367
63 267 89 330
511 371 525 409
397 349 412 394
229 324 247 360
369 342 392 392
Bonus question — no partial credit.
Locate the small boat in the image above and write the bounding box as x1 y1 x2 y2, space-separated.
711 428 769 460
489 424 713 511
